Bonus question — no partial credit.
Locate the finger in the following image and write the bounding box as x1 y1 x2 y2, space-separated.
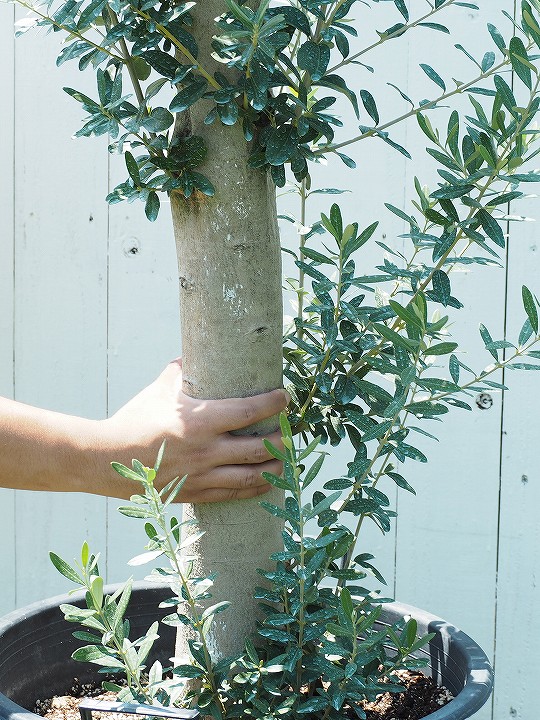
202 459 283 489
208 389 289 433
190 483 273 503
216 431 284 465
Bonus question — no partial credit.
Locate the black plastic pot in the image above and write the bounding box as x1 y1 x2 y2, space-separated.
0 583 493 720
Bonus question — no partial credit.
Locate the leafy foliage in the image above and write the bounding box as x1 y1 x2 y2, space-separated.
54 441 434 720
16 0 540 215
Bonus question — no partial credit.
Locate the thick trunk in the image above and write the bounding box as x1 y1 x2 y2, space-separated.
170 0 284 662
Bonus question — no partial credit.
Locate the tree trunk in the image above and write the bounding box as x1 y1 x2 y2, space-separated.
170 0 284 662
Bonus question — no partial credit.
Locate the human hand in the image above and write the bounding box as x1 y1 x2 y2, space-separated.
101 359 288 502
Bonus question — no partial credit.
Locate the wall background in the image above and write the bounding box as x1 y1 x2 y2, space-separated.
0 2 538 719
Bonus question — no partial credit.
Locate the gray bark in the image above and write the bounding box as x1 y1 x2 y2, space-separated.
170 0 284 662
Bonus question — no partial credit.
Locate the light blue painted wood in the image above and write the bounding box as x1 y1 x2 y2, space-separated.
0 2 16 616
493 166 540 720
104 181 181 585
11 14 111 606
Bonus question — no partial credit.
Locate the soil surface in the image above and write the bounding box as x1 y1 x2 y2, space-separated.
35 670 452 720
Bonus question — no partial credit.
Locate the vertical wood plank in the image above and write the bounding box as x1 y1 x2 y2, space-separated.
105 186 180 583
393 8 509 719
0 3 17 615
492 116 540 720
494 201 540 720
12 19 110 605
278 0 413 591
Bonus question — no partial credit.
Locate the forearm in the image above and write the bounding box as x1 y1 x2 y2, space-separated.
0 397 134 497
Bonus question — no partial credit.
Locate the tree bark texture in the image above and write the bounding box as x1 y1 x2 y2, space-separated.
171 0 285 662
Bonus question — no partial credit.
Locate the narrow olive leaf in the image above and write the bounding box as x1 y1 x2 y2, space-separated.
72 646 125 668
111 462 145 482
479 323 499 360
482 51 495 71
387 82 414 106
388 300 423 329
522 285 539 333
125 152 141 185
494 75 518 115
304 454 325 488
424 342 458 355
519 318 534 346
487 23 506 53
50 552 84 584
509 36 533 89
360 89 379 124
420 63 446 91
263 439 288 462
418 22 449 33
476 209 505 247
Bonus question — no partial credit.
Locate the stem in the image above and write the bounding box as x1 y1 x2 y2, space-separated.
108 8 146 108
149 488 225 717
319 54 521 156
17 1 123 61
327 0 460 75
298 180 308 341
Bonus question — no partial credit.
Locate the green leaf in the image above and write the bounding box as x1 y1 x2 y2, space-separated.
519 318 533 346
125 152 141 185
432 270 451 306
393 0 409 20
169 80 208 113
420 63 446 91
476 209 505 247
201 601 231 621
507 363 540 370
315 75 359 119
49 552 84 584
389 300 424 330
479 323 499 360
297 41 330 81
304 491 341 521
494 75 518 115
449 354 460 384
265 126 296 165
509 36 533 89
143 50 182 80
141 107 174 133
304 454 325 488
117 506 152 518
487 23 507 53
111 462 144 482
131 57 151 81
360 89 379 124
72 646 125 668
145 191 160 222
424 342 458 355
343 221 378 260
522 285 539 333
173 665 205 679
